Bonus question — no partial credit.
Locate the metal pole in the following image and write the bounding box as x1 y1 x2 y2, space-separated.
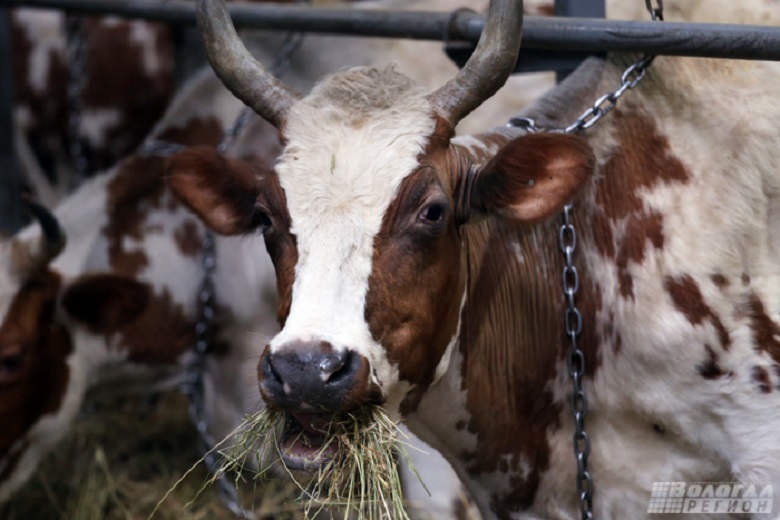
554 0 605 80
5 0 780 62
0 8 24 234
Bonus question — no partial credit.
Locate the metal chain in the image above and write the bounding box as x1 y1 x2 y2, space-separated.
506 3 664 519
507 55 655 135
560 205 592 520
180 232 257 519
64 15 88 188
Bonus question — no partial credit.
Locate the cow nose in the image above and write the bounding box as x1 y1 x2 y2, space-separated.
259 345 362 411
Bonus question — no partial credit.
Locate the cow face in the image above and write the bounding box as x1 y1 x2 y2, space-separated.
0 204 70 501
168 66 593 472
167 0 592 474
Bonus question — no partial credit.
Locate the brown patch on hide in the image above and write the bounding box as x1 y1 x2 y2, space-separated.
711 274 729 290
174 219 203 257
697 344 729 380
746 294 780 366
456 216 580 517
752 366 772 394
80 17 175 170
156 117 223 148
742 273 751 286
616 211 665 298
104 117 224 277
0 271 72 470
118 289 194 364
597 110 689 222
593 110 689 298
365 162 465 413
11 11 68 182
103 155 164 277
665 275 731 350
61 274 150 333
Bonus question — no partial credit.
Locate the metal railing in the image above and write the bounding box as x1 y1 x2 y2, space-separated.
2 0 780 232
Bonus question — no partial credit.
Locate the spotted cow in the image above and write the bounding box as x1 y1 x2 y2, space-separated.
166 0 780 518
11 9 177 205
0 66 281 503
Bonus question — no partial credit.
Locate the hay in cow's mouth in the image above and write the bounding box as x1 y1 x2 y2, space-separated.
217 406 424 520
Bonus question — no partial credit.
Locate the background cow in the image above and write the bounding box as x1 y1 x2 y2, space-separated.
0 65 280 504
11 9 176 206
168 0 780 518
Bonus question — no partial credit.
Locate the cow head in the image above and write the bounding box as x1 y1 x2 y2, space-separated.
0 203 151 502
0 202 70 500
168 0 592 472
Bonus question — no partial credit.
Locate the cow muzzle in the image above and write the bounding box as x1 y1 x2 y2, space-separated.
257 341 381 470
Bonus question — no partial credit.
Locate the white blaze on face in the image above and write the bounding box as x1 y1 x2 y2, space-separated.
270 67 437 395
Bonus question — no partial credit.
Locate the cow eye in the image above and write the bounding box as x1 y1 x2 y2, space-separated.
0 351 23 375
418 203 446 225
251 206 273 231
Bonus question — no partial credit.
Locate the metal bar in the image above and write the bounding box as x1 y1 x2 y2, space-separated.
554 0 605 80
5 0 780 62
0 8 25 234
555 0 605 18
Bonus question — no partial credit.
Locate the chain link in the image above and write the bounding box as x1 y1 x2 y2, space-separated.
560 204 593 520
65 15 88 188
506 3 664 519
507 53 654 136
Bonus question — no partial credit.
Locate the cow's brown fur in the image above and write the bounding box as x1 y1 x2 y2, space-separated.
0 272 71 473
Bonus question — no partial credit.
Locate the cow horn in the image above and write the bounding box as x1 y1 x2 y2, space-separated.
429 0 524 127
196 0 302 128
11 200 66 279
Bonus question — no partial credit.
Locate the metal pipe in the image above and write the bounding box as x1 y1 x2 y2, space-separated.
0 8 25 234
5 0 780 61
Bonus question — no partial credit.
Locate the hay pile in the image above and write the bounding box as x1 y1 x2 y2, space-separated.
0 391 301 520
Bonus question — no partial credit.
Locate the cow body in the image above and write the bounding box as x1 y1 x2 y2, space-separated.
2 15 489 511
167 0 780 518
11 9 176 205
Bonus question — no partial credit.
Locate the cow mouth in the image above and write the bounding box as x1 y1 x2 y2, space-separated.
279 412 340 471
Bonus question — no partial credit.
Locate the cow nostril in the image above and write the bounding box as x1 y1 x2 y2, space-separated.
323 350 355 385
318 353 346 382
262 352 283 386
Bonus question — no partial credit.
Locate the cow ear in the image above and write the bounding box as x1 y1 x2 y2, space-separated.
61 275 150 333
166 146 262 235
469 133 594 223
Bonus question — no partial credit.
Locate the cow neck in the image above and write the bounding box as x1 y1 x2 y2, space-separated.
409 36 668 514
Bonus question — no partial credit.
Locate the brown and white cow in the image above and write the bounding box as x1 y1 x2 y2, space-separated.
0 67 280 503
11 9 176 205
166 0 780 518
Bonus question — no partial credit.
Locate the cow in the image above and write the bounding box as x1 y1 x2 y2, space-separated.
0 65 280 504
166 0 780 517
11 9 177 206
1 37 479 517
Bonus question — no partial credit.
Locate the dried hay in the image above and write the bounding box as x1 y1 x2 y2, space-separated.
210 406 424 520
0 391 301 520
